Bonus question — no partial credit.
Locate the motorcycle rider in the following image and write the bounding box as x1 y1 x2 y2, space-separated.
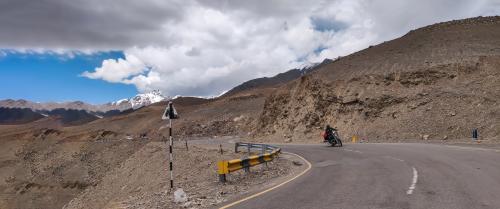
324 125 336 141
323 125 342 147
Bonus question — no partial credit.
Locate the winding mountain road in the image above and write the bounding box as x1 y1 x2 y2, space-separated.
224 143 500 209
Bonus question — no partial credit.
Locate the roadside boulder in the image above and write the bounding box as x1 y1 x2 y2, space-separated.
174 188 188 203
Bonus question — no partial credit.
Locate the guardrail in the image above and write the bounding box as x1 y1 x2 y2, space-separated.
217 142 281 182
234 142 279 154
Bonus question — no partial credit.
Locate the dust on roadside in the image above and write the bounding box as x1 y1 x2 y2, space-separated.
64 141 296 209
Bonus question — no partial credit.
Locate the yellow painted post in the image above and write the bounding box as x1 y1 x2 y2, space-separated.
352 135 358 143
217 160 228 182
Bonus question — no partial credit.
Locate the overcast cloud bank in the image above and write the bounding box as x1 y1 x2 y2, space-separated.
1 0 500 96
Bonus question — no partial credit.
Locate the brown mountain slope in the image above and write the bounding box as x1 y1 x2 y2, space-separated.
259 16 500 142
221 58 332 97
313 16 500 81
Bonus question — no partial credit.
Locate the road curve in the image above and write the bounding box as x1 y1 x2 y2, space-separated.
224 143 500 209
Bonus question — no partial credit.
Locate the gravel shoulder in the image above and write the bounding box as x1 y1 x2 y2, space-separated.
0 132 301 209
64 141 303 209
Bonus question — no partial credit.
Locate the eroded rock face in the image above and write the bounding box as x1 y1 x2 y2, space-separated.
258 56 500 142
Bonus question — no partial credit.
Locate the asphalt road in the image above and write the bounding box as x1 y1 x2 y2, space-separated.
227 143 500 209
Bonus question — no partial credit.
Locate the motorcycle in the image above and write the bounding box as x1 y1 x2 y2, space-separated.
323 129 343 147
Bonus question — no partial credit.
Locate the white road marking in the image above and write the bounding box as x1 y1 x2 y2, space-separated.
344 149 363 154
385 156 405 162
445 145 500 153
407 167 418 195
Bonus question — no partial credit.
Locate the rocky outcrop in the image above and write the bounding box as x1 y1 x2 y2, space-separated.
258 56 500 142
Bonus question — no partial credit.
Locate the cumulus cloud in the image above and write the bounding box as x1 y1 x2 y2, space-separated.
81 53 147 83
2 0 500 96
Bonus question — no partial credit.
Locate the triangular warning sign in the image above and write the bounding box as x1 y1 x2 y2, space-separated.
162 102 179 120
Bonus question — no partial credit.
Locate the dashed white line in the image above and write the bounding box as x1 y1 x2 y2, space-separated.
344 149 363 154
445 145 500 153
407 167 418 195
385 156 405 162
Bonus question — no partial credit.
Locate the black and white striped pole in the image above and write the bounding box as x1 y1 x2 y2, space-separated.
162 100 178 190
168 118 173 190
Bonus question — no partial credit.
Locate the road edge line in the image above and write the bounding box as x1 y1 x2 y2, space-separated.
218 151 312 209
406 167 418 195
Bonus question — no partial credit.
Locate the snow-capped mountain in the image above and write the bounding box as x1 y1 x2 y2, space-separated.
112 90 166 109
111 99 129 106
0 90 167 113
0 90 168 126
297 62 320 71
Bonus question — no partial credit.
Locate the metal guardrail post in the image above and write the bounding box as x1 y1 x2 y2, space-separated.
218 161 228 183
235 142 239 153
219 174 226 182
262 144 268 167
247 143 251 154
244 159 250 173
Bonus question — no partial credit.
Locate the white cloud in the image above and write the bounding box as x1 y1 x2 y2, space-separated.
2 0 500 97
82 53 147 83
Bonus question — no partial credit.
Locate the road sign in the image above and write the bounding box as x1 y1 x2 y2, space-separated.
162 101 179 120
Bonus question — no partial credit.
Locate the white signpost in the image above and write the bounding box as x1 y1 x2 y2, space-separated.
162 101 178 190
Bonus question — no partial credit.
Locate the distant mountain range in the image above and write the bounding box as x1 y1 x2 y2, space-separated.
0 107 45 124
0 90 166 125
0 90 167 112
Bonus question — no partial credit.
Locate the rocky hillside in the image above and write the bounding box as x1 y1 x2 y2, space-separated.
222 59 332 97
258 16 500 142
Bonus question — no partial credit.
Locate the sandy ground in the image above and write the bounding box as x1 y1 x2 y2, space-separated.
0 134 305 209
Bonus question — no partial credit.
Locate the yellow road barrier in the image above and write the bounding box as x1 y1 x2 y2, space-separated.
217 143 281 182
352 135 358 143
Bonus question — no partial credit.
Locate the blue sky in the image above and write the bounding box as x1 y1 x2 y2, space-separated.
0 51 138 104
